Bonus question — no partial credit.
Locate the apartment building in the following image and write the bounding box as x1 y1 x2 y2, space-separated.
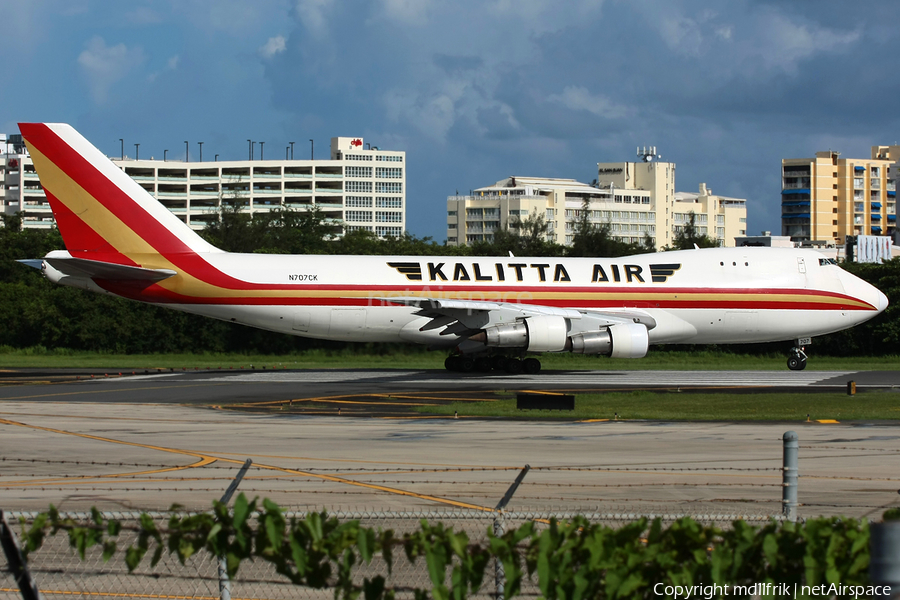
781 146 898 242
447 148 747 250
2 135 406 237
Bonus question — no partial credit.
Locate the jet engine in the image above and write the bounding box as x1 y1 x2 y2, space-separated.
473 316 568 352
471 317 649 358
565 322 649 358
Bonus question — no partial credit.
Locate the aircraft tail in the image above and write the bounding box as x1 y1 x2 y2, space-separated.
18 123 221 267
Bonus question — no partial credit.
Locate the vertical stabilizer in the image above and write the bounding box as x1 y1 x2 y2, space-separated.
19 123 221 266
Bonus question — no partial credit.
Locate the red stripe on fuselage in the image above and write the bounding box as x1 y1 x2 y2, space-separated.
94 280 876 312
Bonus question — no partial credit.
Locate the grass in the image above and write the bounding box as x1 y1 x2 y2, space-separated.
0 346 898 371
416 389 900 421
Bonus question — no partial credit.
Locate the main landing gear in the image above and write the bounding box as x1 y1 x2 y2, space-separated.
444 354 541 375
787 345 808 371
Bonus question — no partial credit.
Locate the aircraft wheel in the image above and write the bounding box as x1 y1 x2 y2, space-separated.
787 356 806 371
459 356 476 373
475 356 493 373
445 356 461 371
523 357 542 374
505 358 524 375
490 355 508 372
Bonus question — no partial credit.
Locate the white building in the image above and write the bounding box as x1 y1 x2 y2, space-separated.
447 148 747 250
2 135 406 237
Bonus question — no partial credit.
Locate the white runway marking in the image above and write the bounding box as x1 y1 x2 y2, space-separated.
190 370 852 387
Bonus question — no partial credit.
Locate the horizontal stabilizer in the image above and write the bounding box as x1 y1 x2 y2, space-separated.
32 257 177 282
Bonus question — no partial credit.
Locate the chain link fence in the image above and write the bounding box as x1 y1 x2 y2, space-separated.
1 508 784 600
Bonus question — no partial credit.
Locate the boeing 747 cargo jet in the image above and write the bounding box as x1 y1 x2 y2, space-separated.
17 123 888 373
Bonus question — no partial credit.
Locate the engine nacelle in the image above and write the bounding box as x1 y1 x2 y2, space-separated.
567 323 649 358
476 316 569 352
42 261 101 292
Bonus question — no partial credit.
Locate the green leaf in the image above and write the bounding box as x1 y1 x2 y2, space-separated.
233 493 250 529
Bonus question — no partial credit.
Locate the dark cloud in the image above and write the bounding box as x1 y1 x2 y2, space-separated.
433 54 483 75
10 0 898 242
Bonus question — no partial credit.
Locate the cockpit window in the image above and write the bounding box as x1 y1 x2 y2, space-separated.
818 258 838 266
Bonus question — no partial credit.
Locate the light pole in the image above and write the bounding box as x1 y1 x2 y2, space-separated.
285 146 289 160
251 141 256 160
184 141 189 162
134 143 139 160
198 141 203 162
164 149 168 162
309 139 313 160
289 141 294 160
215 154 219 162
247 139 252 160
119 139 124 160
260 141 264 160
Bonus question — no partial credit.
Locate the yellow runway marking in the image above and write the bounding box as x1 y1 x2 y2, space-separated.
0 382 232 401
0 587 219 598
0 456 217 488
0 417 496 512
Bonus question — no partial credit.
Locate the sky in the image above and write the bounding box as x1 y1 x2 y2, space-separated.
2 0 899 242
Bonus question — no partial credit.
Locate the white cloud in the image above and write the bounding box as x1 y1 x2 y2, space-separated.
77 36 145 104
126 6 162 24
752 11 860 73
259 35 287 59
548 86 630 119
380 0 434 25
294 0 334 35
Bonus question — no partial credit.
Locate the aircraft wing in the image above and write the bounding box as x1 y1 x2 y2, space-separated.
19 257 177 282
377 296 656 339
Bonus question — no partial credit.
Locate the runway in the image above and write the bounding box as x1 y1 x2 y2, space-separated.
2 368 898 410
1 368 899 520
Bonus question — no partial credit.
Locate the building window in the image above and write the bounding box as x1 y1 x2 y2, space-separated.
345 181 372 193
345 166 372 177
375 167 403 179
345 225 372 232
376 197 402 208
375 211 402 222
345 154 373 162
345 196 373 207
375 226 402 237
375 182 402 193
375 155 403 162
345 210 372 222
448 210 457 216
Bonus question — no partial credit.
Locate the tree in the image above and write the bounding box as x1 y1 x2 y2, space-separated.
470 211 562 257
567 198 655 258
666 212 719 250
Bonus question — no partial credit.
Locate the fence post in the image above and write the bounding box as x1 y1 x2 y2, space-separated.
0 510 42 600
494 465 530 600
782 431 798 522
218 459 253 600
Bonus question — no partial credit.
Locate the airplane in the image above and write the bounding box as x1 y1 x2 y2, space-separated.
16 123 888 373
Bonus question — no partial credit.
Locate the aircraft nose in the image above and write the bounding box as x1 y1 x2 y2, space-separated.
876 288 889 313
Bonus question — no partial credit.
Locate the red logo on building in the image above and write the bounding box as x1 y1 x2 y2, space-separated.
8 159 18 168
350 139 362 147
